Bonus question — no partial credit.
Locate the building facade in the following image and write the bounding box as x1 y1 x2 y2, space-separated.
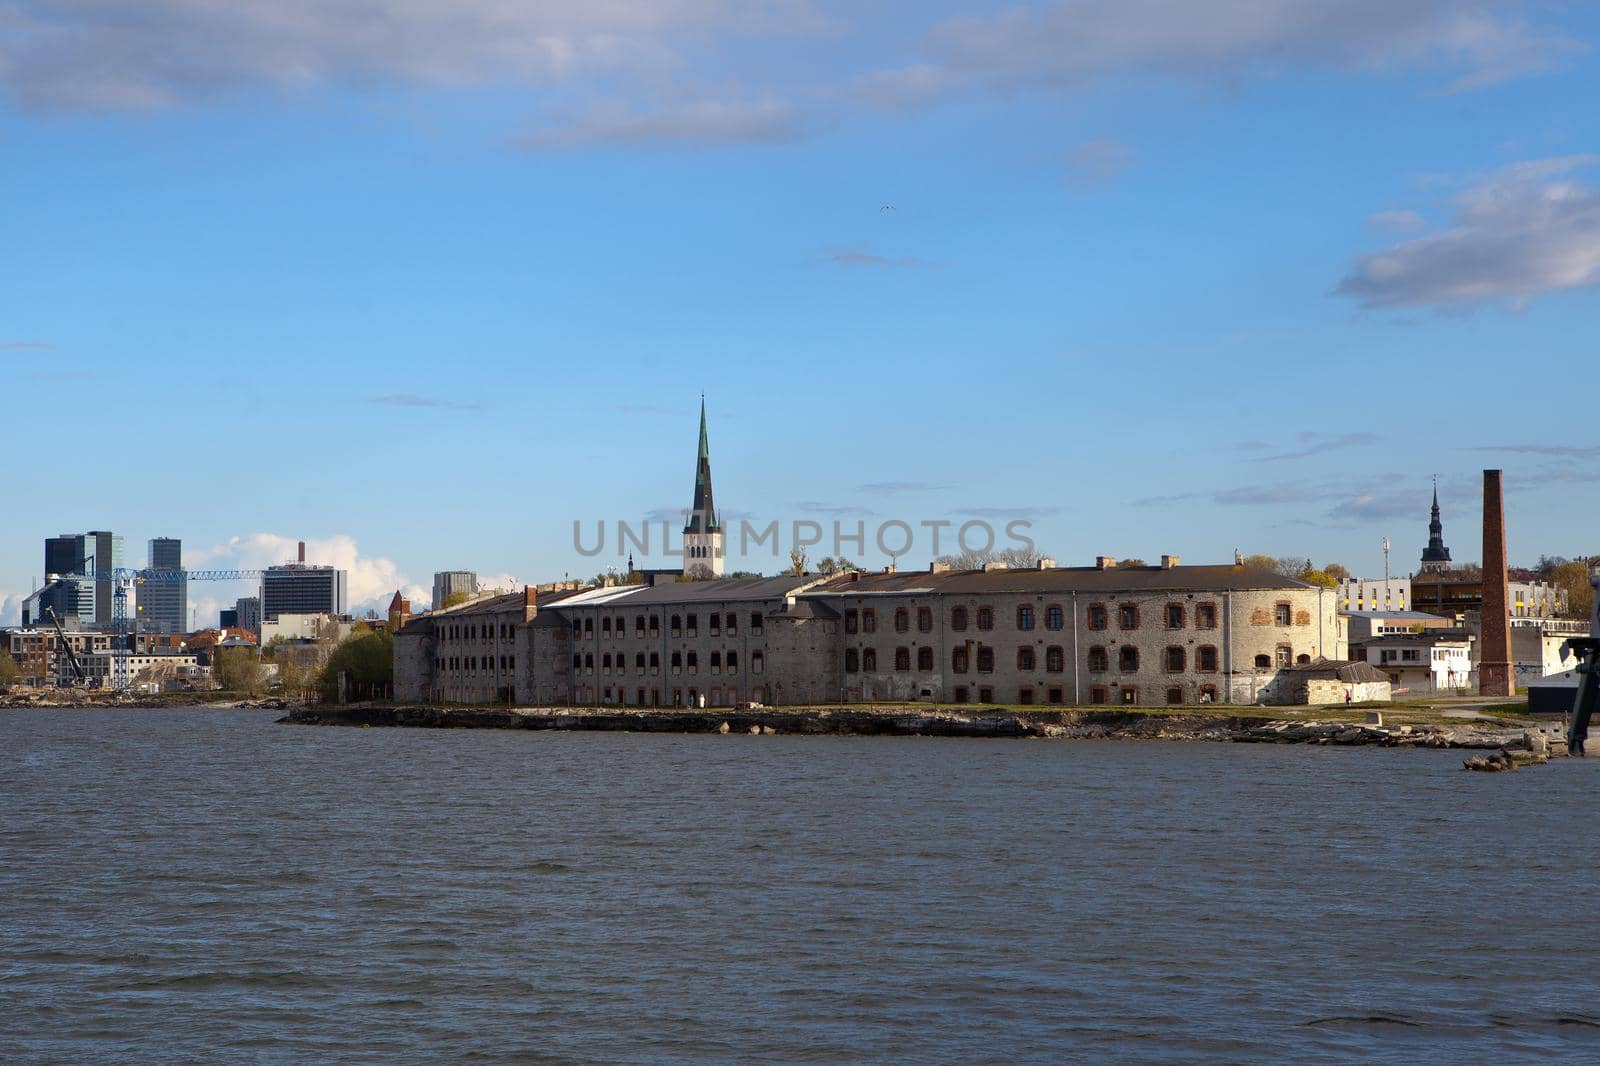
396 561 1343 708
137 537 187 634
260 565 348 622
432 571 478 610
44 531 121 625
235 597 262 634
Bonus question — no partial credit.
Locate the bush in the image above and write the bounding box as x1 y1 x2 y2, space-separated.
319 627 394 703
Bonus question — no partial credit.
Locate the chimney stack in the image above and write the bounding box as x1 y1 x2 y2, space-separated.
523 585 538 623
1479 469 1514 697
1161 554 1181 569
1037 557 1056 570
297 541 306 564
1095 556 1117 570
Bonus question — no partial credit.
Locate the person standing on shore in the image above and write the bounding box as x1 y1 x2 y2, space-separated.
1345 688 1353 707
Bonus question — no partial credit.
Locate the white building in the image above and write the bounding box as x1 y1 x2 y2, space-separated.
1361 631 1474 694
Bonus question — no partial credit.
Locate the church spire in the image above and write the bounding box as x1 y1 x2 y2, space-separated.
1420 476 1452 572
685 395 720 534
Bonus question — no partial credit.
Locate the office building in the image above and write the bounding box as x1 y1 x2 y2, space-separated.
235 597 262 634
137 537 187 634
432 571 479 610
261 565 348 622
44 531 122 626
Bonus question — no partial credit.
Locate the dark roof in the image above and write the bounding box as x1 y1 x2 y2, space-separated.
1358 629 1472 647
1276 658 1390 683
768 598 839 621
1342 609 1455 621
550 575 817 608
801 564 1318 597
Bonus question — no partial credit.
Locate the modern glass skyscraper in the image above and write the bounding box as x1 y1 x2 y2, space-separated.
138 537 187 634
44 531 121 625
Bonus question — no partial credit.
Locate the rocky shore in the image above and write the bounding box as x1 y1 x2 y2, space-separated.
278 702 1558 757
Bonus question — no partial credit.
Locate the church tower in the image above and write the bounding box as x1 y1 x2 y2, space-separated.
1419 478 1452 573
683 396 724 578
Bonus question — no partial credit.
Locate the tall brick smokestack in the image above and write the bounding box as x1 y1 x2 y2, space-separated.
1479 469 1514 697
298 541 306 564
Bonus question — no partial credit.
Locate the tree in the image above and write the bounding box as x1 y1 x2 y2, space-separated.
275 656 304 697
1118 558 1147 568
938 546 1049 571
214 647 265 695
788 546 808 576
442 590 472 609
1240 554 1279 572
1323 562 1351 582
817 556 856 576
1546 559 1596 620
0 651 21 689
319 627 395 703
1299 569 1340 588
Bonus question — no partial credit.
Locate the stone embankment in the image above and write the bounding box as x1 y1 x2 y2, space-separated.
278 702 1555 757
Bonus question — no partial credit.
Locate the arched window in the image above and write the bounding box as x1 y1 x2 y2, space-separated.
1087 604 1108 630
635 615 646 636
917 606 933 632
1165 603 1184 629
726 652 738 672
670 614 682 636
1197 645 1218 672
1045 605 1063 631
600 617 611 636
952 647 969 674
635 653 646 671
687 651 699 672
917 647 933 671
751 651 764 674
601 653 612 671
862 609 877 633
1254 653 1271 670
894 608 909 633
710 651 722 672
1017 647 1035 671
584 653 594 671
1297 653 1311 664
1088 646 1109 672
726 612 737 634
1045 646 1064 673
951 606 969 631
649 652 660 672
1017 605 1034 630
862 647 877 671
845 649 860 673
649 614 660 634
1119 604 1140 630
845 609 859 634
1119 646 1139 672
895 647 911 671
710 613 721 636
1276 645 1292 667
671 651 683 672
976 607 994 630
686 613 698 634
1165 646 1185 673
976 646 994 672
572 653 582 669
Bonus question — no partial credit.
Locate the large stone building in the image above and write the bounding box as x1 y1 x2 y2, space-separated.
396 559 1342 708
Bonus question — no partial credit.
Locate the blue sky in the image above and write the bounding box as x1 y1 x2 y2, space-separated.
4 1 1600 623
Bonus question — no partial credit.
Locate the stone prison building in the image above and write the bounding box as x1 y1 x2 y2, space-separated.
394 557 1343 708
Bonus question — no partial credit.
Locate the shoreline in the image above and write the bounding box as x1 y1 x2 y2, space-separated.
277 702 1552 750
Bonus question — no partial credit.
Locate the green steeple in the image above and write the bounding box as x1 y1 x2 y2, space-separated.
685 395 721 534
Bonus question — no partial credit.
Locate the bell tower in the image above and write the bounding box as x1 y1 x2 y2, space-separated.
682 395 724 578
1419 477 1452 573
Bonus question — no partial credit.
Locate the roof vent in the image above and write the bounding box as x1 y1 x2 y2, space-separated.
1095 556 1117 570
930 561 952 573
1161 554 1181 569
983 562 1009 572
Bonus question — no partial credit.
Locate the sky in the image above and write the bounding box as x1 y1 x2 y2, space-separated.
3 0 1600 625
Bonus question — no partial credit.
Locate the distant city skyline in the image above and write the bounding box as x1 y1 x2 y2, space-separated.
3 2 1599 623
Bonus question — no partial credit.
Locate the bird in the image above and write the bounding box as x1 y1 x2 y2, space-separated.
880 203 895 212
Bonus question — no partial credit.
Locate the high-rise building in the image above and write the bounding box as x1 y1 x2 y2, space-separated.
44 531 122 625
432 571 478 610
235 596 262 634
219 607 240 629
261 566 348 622
137 537 187 634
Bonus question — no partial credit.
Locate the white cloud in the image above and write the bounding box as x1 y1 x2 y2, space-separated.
0 590 23 627
1338 155 1600 309
517 95 802 150
191 533 428 616
903 1 1579 97
1063 138 1133 189
1368 209 1427 232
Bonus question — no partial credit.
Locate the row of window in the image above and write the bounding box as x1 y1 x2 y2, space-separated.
581 685 769 707
436 655 516 672
572 650 766 675
944 685 1220 705
571 611 765 639
438 621 515 643
840 601 1244 634
842 644 1305 675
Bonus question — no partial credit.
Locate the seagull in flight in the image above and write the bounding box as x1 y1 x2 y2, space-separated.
880 203 895 212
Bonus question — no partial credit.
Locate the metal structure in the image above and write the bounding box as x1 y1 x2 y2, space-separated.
45 606 87 686
57 568 267 691
1564 568 1600 755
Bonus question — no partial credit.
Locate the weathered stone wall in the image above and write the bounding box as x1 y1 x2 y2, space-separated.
393 624 434 702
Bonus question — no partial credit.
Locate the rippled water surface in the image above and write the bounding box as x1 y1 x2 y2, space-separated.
5 708 1600 1062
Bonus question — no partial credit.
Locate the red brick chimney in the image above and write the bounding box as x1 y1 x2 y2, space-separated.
297 541 306 564
1479 469 1514 697
523 585 538 623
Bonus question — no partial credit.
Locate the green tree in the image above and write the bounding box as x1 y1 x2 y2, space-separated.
1299 569 1340 588
275 656 304 696
319 627 395 703
1240 554 1279 572
1118 557 1147 568
1323 562 1351 582
0 651 22 688
442 590 472 609
214 647 265 695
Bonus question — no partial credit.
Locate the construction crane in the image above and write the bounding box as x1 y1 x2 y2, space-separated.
53 568 268 690
45 606 87 686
